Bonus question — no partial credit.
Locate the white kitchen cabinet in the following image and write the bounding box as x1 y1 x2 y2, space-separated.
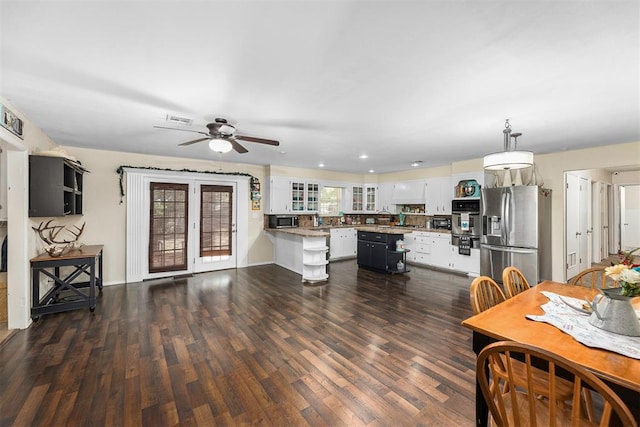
265 176 291 214
405 231 431 265
449 247 480 276
425 176 452 215
365 185 377 212
430 233 451 269
329 227 357 260
405 230 479 276
391 179 426 205
290 180 320 212
350 184 378 212
350 185 364 211
404 233 417 262
377 182 395 212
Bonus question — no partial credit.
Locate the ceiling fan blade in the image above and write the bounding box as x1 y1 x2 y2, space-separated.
154 125 210 136
229 138 249 153
235 135 280 146
179 137 211 146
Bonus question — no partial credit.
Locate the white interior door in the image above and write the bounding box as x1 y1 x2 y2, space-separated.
621 185 640 251
192 181 237 273
579 176 590 272
604 183 612 255
591 181 602 262
566 172 580 280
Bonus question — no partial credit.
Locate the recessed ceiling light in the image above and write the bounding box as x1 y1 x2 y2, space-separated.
359 154 368 159
279 151 287 154
318 163 325 168
368 169 375 173
411 160 423 167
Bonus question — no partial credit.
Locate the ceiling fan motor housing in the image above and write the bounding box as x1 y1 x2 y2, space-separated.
207 119 236 136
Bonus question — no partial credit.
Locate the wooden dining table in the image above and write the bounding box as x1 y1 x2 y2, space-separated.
461 280 640 427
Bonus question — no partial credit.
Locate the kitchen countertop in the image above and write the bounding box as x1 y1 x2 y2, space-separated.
265 228 330 237
354 226 416 234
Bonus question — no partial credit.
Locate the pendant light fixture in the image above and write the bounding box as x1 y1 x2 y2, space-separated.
208 138 233 153
483 119 534 170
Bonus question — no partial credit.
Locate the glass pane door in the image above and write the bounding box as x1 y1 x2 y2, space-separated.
149 183 188 273
306 183 319 211
291 181 305 211
352 186 363 211
366 187 376 211
194 182 236 272
200 185 232 257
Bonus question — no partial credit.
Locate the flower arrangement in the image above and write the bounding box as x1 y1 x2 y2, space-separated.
605 248 640 297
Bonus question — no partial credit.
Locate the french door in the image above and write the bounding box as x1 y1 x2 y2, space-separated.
147 181 236 275
149 183 189 273
193 182 237 272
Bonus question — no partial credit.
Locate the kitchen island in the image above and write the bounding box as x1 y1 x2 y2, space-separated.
356 227 412 274
266 228 330 283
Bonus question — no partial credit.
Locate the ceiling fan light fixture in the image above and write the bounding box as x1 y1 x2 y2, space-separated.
209 138 233 153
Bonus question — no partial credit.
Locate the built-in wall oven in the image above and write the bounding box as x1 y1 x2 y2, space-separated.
451 198 481 255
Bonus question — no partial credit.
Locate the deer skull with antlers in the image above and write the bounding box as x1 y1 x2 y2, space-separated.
32 220 85 256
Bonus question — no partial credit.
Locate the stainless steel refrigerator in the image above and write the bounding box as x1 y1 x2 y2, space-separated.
480 186 552 286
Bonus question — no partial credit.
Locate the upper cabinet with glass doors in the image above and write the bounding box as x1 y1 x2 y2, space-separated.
352 186 364 211
365 186 377 212
350 185 377 213
290 180 320 212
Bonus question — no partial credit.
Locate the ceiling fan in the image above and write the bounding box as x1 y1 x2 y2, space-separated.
154 118 280 154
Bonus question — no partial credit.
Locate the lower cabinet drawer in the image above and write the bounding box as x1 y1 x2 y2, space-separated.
415 243 431 254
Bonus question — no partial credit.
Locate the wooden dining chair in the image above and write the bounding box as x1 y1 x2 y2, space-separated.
570 266 617 289
477 341 637 427
470 276 506 315
502 266 530 298
469 277 581 415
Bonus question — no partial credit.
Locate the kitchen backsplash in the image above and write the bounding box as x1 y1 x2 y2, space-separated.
291 213 450 228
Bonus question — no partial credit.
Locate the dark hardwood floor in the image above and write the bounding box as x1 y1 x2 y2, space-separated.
0 260 478 426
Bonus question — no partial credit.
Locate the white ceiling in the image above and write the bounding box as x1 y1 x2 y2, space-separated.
1 1 638 173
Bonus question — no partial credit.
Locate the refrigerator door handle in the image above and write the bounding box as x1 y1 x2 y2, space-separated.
482 244 537 254
500 190 507 242
504 189 511 244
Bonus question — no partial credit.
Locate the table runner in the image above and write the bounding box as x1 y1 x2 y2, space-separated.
526 291 640 359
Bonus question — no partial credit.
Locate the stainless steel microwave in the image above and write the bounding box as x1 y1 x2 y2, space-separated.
268 215 299 228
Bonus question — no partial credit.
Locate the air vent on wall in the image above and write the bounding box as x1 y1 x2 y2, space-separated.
165 114 193 126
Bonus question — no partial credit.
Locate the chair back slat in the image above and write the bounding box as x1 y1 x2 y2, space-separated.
570 266 617 289
502 266 531 298
470 276 506 314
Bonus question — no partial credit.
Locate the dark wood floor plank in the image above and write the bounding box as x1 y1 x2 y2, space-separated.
0 261 479 426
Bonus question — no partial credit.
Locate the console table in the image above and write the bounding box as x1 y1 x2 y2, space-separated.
30 244 103 320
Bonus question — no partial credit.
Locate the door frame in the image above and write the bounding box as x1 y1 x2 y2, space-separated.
124 168 249 283
565 172 580 281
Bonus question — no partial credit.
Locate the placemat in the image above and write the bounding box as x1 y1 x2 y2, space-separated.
526 291 640 360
